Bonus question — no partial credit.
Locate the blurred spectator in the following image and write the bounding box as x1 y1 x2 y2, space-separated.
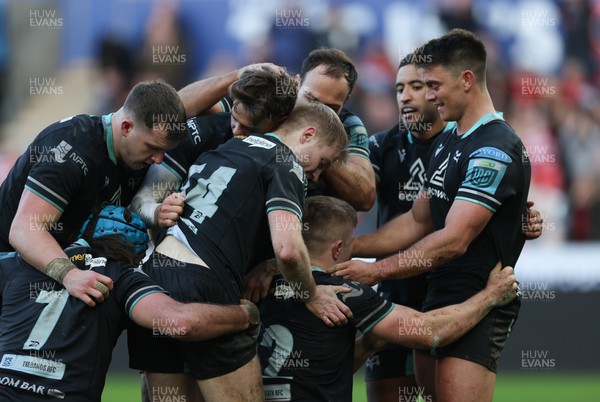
0 1 7 126
135 0 191 90
555 104 600 240
95 37 135 115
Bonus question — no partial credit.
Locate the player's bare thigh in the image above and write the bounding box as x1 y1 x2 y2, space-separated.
196 355 263 402
144 372 204 402
414 349 437 402
367 375 418 402
436 357 496 402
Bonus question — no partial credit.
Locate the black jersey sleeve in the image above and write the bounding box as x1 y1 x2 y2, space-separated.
368 131 386 183
264 150 306 221
338 280 394 334
25 117 97 213
112 263 168 319
456 145 521 213
162 114 233 182
339 109 369 159
218 96 233 113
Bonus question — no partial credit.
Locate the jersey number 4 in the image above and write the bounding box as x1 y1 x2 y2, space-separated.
180 164 237 225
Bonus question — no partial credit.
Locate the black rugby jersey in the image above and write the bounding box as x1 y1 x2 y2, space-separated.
422 112 531 311
175 134 307 290
0 250 165 401
0 114 147 250
369 122 454 310
258 268 393 402
161 112 233 183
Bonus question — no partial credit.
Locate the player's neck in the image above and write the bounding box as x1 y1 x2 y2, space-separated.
109 110 121 160
311 256 335 273
413 118 446 141
455 91 495 137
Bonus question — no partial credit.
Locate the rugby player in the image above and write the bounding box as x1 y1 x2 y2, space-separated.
296 48 376 210
130 67 297 228
363 53 542 401
363 53 456 402
212 48 376 211
127 101 352 402
0 205 258 401
258 196 518 402
330 29 531 402
0 81 187 306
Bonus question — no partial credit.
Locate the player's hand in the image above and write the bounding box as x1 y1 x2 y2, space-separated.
240 299 260 335
155 192 185 227
327 260 381 286
62 269 114 307
237 63 286 78
523 201 543 240
242 259 278 303
305 285 353 328
485 262 518 307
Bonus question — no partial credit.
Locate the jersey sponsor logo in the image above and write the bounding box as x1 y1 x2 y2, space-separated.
50 140 72 163
187 118 202 145
243 136 276 149
289 161 305 184
428 187 450 201
68 152 88 175
264 384 291 401
469 147 512 163
0 354 66 380
463 158 507 195
88 257 107 270
434 143 445 157
0 374 62 398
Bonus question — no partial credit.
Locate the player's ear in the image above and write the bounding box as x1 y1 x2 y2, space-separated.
331 239 343 261
462 70 475 92
120 119 134 137
300 126 316 144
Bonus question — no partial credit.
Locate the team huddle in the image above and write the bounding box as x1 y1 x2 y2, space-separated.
0 29 541 402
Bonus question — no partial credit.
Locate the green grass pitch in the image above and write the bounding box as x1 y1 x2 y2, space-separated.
102 371 600 401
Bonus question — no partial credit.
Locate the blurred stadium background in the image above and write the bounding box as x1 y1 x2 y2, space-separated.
0 0 598 401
